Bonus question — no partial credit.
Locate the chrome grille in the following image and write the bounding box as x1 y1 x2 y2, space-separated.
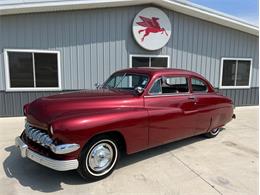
24 122 53 147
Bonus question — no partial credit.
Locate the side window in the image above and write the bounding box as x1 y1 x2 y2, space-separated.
149 76 189 95
162 76 189 93
191 78 208 92
150 79 162 94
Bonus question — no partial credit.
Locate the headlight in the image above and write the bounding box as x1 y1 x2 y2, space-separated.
50 126 54 135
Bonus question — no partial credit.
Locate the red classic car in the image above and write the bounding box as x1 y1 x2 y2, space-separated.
15 68 235 181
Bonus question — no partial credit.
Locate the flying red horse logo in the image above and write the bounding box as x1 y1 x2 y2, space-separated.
136 16 168 42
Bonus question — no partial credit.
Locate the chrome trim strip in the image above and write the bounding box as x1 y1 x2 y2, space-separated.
144 93 191 98
15 137 79 171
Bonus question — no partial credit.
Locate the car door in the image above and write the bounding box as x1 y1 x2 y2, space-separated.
190 77 212 134
144 75 198 147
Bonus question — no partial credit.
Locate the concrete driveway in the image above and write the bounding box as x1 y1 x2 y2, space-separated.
0 107 258 195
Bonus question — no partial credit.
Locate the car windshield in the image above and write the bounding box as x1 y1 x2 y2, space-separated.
102 73 149 90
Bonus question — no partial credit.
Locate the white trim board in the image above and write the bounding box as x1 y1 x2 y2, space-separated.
0 0 258 36
4 48 62 92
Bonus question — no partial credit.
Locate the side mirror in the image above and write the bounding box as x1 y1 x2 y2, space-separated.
134 86 144 95
95 83 101 89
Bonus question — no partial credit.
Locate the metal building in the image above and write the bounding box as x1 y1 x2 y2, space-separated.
0 0 259 116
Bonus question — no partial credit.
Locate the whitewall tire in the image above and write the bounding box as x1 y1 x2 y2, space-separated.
204 128 220 138
78 136 119 181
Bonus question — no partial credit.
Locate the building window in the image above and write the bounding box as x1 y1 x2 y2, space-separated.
4 49 61 91
220 58 252 89
130 55 169 68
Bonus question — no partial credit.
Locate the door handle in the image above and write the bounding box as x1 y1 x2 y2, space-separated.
188 96 197 104
188 96 196 100
188 96 197 102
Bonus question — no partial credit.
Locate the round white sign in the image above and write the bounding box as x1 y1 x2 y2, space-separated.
132 7 172 51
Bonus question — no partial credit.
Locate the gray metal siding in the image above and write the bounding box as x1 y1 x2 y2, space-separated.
0 5 259 116
0 5 258 90
217 88 259 106
0 91 67 116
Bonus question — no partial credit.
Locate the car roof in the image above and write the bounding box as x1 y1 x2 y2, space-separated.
116 67 205 78
114 67 215 92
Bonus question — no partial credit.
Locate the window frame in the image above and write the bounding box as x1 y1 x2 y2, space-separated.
219 57 252 89
4 48 62 92
129 54 170 68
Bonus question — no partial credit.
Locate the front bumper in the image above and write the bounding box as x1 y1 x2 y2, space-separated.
15 137 79 171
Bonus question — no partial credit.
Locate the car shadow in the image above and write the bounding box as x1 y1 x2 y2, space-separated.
118 128 225 168
3 133 217 193
117 135 206 169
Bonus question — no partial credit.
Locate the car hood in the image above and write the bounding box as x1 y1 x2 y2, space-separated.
26 89 142 124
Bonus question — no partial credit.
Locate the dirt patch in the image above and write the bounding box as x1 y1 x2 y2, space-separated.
222 141 258 157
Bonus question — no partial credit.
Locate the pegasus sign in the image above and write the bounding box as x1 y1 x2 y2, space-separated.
133 7 171 50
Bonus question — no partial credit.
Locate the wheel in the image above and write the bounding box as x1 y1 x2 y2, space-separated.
77 135 119 181
204 128 220 138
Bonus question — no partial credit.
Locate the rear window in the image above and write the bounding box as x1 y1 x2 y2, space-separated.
191 78 208 92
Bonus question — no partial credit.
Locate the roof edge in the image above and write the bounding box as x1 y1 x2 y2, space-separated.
159 0 258 35
0 0 258 36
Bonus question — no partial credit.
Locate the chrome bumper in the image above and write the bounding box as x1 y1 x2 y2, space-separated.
15 137 79 171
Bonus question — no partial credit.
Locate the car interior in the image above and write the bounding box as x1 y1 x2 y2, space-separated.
162 81 189 93
191 84 207 92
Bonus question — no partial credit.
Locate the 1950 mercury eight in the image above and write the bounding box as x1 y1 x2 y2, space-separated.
15 67 235 181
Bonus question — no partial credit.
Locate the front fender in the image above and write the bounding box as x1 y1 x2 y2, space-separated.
51 108 149 156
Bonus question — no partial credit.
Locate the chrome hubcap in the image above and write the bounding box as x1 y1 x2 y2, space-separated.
88 143 114 172
211 128 219 135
